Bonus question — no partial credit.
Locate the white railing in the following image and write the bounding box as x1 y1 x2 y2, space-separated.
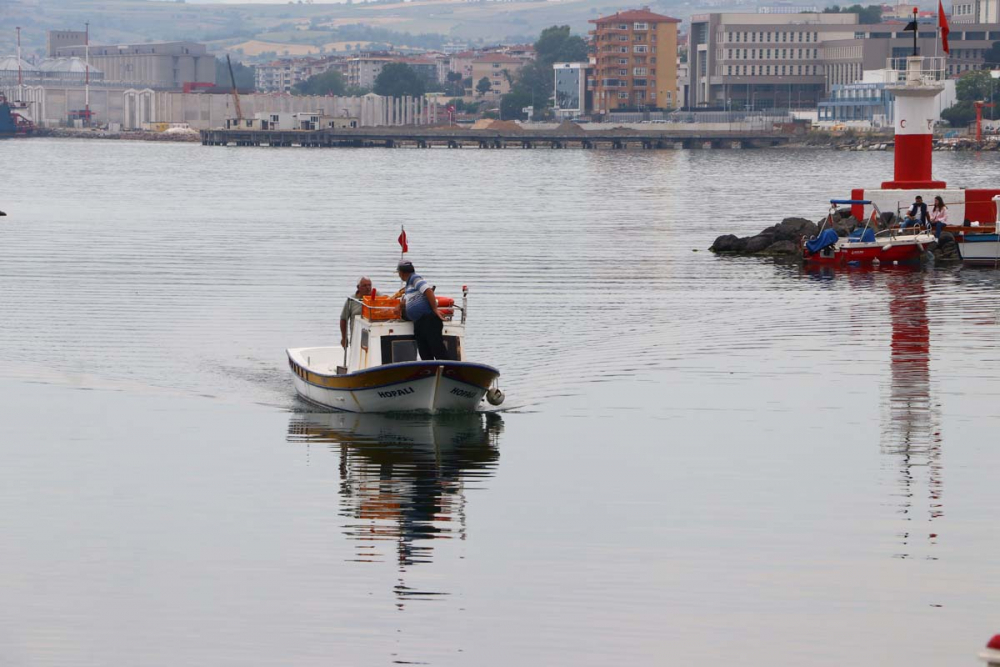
883 56 947 86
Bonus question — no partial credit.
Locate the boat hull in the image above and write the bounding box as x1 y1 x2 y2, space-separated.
287 351 499 413
957 234 1000 265
803 238 929 266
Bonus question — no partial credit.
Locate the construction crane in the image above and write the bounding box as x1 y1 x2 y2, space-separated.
226 54 243 123
974 100 996 142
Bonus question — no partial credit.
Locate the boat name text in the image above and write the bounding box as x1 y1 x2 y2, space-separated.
378 386 415 398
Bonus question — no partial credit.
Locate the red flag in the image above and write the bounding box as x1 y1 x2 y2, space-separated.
398 228 408 253
939 0 950 54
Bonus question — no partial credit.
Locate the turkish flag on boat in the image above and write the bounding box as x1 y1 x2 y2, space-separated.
939 0 950 54
398 228 408 253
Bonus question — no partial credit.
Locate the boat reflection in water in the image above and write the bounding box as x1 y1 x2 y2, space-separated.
880 270 943 560
803 264 943 559
287 411 503 605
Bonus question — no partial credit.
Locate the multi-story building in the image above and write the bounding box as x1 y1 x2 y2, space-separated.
553 62 590 118
688 12 857 110
399 56 439 83
255 58 317 93
758 4 820 13
446 51 477 82
817 70 956 125
55 39 215 89
346 55 394 90
688 13 1000 110
952 0 1000 23
590 8 681 113
46 30 87 57
469 53 523 99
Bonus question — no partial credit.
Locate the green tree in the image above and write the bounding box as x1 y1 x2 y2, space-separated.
534 25 589 65
476 76 493 97
941 70 1000 125
823 4 882 23
293 69 346 96
956 70 993 101
941 101 976 126
985 41 1000 67
502 25 590 116
373 63 426 98
500 89 533 120
214 57 256 90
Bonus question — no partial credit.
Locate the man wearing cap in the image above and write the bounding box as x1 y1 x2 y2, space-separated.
340 276 372 349
397 260 450 361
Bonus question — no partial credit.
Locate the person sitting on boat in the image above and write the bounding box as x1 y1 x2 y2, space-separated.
340 276 373 349
929 196 949 238
901 196 929 230
396 259 450 361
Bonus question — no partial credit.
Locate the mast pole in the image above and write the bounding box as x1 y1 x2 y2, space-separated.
85 22 91 126
16 27 22 94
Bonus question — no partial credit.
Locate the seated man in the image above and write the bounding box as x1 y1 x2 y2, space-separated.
901 195 929 229
340 276 372 349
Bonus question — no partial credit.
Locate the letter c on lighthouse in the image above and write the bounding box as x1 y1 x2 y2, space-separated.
900 119 907 129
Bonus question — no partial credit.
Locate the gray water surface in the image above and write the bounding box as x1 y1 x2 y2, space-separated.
1 139 999 666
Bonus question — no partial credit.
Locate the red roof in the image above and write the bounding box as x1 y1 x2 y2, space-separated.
591 8 681 24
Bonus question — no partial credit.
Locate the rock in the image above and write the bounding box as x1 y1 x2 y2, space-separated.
933 231 961 261
773 217 818 242
759 240 800 256
710 234 747 253
836 207 853 219
744 233 775 254
831 215 860 237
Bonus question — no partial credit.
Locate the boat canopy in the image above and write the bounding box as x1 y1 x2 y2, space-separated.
829 199 871 205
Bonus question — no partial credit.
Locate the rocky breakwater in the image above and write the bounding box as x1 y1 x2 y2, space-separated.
710 211 853 257
710 208 961 262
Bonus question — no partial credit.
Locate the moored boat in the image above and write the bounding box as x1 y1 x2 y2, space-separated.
287 287 503 413
803 199 934 267
953 195 1000 266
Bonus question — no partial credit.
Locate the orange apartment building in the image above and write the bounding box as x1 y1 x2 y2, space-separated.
590 8 681 113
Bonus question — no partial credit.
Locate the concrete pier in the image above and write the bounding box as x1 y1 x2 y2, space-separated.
199 127 796 150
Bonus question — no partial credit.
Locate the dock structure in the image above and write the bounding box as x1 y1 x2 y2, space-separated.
199 127 798 150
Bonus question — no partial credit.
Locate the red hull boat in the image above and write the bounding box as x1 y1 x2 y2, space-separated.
803 199 934 267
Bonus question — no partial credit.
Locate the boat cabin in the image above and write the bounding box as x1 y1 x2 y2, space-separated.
343 291 466 374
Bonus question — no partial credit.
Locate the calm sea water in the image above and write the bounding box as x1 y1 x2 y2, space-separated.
2 139 1000 666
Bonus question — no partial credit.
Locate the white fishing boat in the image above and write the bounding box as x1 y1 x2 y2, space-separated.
287 286 504 413
957 195 1000 266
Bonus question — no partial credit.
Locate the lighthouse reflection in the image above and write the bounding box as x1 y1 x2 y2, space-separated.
287 411 502 604
803 264 944 558
879 270 943 559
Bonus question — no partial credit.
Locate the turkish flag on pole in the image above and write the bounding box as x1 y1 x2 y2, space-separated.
939 0 950 54
398 227 408 253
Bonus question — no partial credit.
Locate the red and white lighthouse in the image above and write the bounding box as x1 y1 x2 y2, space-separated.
881 56 947 190
847 4 1000 227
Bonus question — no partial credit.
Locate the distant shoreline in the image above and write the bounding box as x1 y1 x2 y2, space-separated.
25 129 997 153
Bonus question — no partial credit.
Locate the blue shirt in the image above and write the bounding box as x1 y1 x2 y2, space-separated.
403 273 432 320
